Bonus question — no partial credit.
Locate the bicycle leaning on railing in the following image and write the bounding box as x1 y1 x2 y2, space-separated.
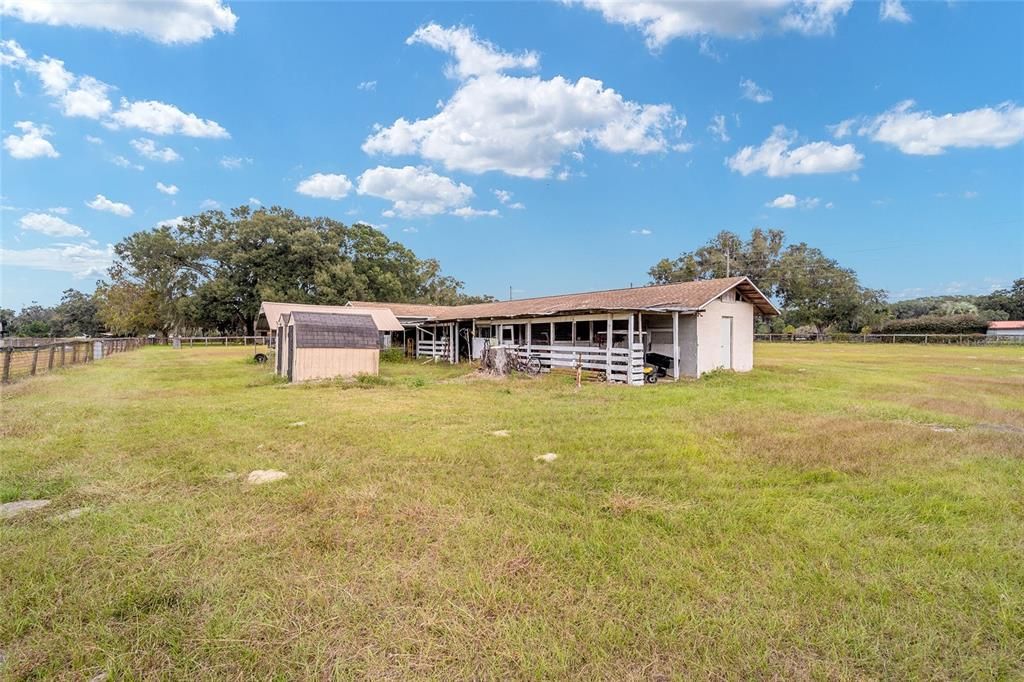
510 345 543 376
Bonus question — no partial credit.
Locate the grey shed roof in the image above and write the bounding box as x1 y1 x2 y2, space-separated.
289 312 380 349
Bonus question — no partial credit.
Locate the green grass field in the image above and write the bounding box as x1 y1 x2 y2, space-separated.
2 343 1022 679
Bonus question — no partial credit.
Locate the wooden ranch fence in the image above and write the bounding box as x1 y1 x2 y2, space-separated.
162 336 272 347
1 337 142 384
754 333 1015 345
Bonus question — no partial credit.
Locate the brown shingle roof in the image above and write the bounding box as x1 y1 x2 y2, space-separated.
349 276 778 321
988 320 1024 330
290 312 380 349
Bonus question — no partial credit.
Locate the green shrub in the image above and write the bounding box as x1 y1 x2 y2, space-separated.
380 347 404 363
879 314 988 335
355 373 387 387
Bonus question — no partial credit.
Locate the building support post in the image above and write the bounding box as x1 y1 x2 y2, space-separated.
526 322 532 354
606 314 613 382
672 311 680 381
627 313 636 385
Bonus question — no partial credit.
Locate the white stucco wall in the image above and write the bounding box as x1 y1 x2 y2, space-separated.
695 293 755 375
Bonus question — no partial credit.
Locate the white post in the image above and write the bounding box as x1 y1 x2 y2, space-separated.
672 311 680 381
549 322 555 346
526 322 532 353
627 313 636 385
452 323 458 363
606 314 613 381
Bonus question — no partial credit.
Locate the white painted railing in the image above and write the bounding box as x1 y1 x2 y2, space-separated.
416 338 449 359
523 343 645 385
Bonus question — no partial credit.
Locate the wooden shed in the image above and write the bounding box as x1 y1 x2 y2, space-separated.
278 311 381 382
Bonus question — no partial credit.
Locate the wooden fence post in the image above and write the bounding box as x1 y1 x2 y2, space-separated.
60 344 66 367
2 348 12 383
48 345 55 370
30 346 39 375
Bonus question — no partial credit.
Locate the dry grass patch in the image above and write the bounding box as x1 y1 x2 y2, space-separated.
0 344 1021 679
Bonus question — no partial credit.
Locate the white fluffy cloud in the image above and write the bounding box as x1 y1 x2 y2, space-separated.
778 0 853 35
407 23 539 79
728 125 863 177
156 182 179 195
108 99 228 138
709 114 730 142
131 137 181 162
494 189 525 209
740 77 772 103
364 24 685 179
110 154 143 171
1 0 237 45
859 100 1024 155
295 173 353 200
357 166 474 217
452 206 499 219
567 0 851 49
767 193 797 208
157 216 186 228
0 243 113 277
220 155 251 169
879 0 911 23
2 47 114 119
3 120 59 159
19 211 88 236
827 117 856 139
1 40 229 138
86 193 134 217
766 193 820 209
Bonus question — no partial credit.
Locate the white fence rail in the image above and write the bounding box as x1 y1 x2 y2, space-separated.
523 343 645 385
416 338 449 359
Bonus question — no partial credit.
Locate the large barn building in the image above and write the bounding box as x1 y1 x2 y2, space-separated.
350 276 778 383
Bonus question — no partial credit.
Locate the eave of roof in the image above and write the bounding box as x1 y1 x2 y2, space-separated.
349 276 779 321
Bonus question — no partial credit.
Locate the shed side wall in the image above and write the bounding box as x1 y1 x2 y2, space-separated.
696 295 755 375
292 348 379 382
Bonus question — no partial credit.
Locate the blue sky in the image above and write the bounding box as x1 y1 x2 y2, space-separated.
1 0 1022 308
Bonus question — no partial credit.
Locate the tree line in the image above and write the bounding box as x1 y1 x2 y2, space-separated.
2 214 1020 339
2 206 494 338
649 229 1022 335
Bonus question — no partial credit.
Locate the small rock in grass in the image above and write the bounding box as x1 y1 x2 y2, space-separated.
54 507 91 521
288 421 306 428
491 430 510 437
533 453 558 463
0 499 51 519
246 470 289 485
931 427 956 433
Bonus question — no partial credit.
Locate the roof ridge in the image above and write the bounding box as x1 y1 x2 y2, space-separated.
478 275 747 307
352 276 748 310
